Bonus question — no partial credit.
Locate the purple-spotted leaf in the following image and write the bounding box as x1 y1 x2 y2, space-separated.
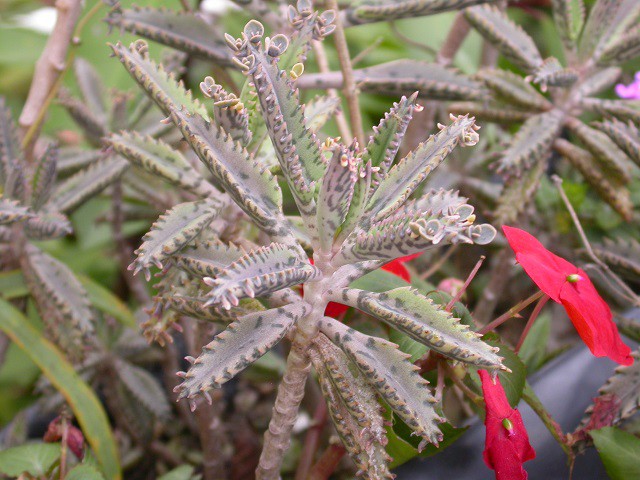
30 144 57 211
551 0 585 49
342 0 500 26
495 110 564 176
108 131 217 198
319 317 444 450
130 199 222 279
304 95 341 133
115 358 171 420
52 156 129 213
329 287 504 369
576 67 621 97
494 160 546 225
106 6 230 65
21 245 95 360
73 58 107 123
476 68 550 111
203 242 319 309
594 118 640 167
465 5 543 72
24 212 72 240
169 109 289 239
364 115 480 224
173 238 246 278
109 40 208 118
0 97 20 187
0 198 33 225
176 302 308 399
581 98 640 124
200 77 252 146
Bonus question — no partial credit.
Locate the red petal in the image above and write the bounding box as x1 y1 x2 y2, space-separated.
324 302 350 318
559 272 633 366
381 259 411 282
480 370 535 480
502 226 577 302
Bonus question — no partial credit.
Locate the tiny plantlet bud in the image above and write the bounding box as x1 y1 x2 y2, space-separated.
290 63 304 80
566 273 582 283
502 418 515 436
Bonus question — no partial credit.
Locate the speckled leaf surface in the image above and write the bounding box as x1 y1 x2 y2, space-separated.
176 302 308 399
106 6 230 64
331 287 504 369
170 108 289 239
108 131 217 197
30 144 57 211
596 119 640 167
203 242 319 309
0 198 33 225
319 317 443 449
21 245 95 359
52 156 129 213
131 199 222 279
476 69 550 111
173 239 246 277
115 358 171 420
304 95 341 133
465 5 543 72
365 115 479 223
0 97 20 186
110 41 208 118
24 212 72 240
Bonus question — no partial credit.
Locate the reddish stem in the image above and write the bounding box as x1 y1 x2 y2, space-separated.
446 255 485 311
295 401 328 480
479 290 546 335
515 294 550 353
308 443 347 480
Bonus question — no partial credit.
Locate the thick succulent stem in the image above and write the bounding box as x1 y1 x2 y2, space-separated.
256 275 330 479
256 344 311 479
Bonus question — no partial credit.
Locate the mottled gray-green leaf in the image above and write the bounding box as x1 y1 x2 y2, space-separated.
57 148 103 174
476 68 550 111
579 0 640 63
566 118 632 185
494 160 545 225
495 110 564 176
52 156 129 213
448 102 532 123
203 243 319 309
465 5 543 72
319 317 443 449
173 239 246 278
109 41 208 118
108 131 217 197
304 95 341 133
342 0 499 26
106 6 230 64
200 76 252 146
169 109 289 239
115 358 171 419
581 98 640 124
363 93 417 182
176 302 307 399
57 89 107 145
162 293 247 323
551 0 585 48
365 115 479 223
0 97 20 187
74 58 107 123
332 287 504 369
337 199 495 264
0 198 33 225
21 245 95 360
576 67 621 97
24 212 73 240
316 146 357 251
555 139 632 221
599 23 640 64
595 118 640 167
591 237 640 281
131 199 222 279
309 338 392 478
30 144 57 211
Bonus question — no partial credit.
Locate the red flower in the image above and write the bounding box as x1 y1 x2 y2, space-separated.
503 226 633 366
479 370 535 480
308 254 418 317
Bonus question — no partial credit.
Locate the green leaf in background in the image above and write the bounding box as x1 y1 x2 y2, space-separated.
0 269 136 328
0 442 60 476
469 334 526 407
518 313 551 373
158 465 202 480
78 274 136 329
350 268 409 293
66 463 107 480
0 299 121 480
389 328 428 363
591 427 640 480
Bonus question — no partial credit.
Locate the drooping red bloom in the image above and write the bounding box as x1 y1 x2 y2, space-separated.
308 254 418 317
479 370 535 480
43 416 85 460
503 226 633 366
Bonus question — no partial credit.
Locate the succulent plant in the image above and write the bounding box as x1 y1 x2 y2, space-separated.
105 1 509 473
450 0 640 223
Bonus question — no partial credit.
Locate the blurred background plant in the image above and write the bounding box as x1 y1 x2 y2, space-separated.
0 0 638 479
